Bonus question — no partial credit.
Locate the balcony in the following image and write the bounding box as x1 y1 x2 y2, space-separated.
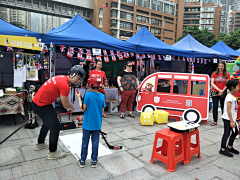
183 15 200 19
184 10 200 13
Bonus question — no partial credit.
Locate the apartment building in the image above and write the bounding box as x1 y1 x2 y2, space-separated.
92 0 185 45
39 15 69 33
183 0 223 37
229 11 240 32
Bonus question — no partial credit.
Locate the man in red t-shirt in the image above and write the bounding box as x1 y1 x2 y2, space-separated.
33 65 85 160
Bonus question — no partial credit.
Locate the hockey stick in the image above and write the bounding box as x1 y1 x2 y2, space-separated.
0 114 38 145
100 130 122 150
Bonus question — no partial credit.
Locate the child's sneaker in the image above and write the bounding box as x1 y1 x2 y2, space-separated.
35 143 49 151
79 160 85 168
227 147 239 154
92 160 98 168
219 149 233 157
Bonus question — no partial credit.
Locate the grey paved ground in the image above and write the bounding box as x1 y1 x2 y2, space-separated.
0 108 239 180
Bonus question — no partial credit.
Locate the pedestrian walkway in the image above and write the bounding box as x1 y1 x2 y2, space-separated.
0 110 239 180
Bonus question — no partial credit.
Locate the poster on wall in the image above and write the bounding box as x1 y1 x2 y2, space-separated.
165 55 172 61
55 52 72 75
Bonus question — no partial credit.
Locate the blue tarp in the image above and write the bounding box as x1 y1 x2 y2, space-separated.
42 15 136 52
0 18 41 39
126 27 194 57
210 41 240 57
172 34 231 59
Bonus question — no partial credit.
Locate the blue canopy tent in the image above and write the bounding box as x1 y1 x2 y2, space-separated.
0 18 41 39
210 41 240 57
126 27 194 57
172 34 230 59
237 48 240 53
42 15 136 52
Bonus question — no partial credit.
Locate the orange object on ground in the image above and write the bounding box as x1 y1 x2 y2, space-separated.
149 128 185 172
183 129 202 163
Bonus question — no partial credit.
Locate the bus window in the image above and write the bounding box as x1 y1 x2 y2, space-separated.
191 81 206 96
157 79 171 93
173 80 188 95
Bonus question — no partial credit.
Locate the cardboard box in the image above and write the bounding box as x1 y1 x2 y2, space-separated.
5 88 17 95
106 99 119 113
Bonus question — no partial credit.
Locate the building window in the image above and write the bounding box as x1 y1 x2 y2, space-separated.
200 19 214 24
163 37 173 40
111 9 117 17
136 15 148 23
201 7 215 12
99 8 103 17
150 27 161 34
165 21 174 25
151 18 162 26
151 13 162 18
183 20 190 24
121 0 134 4
191 20 199 24
164 16 174 21
151 0 163 12
137 9 149 15
164 29 173 32
137 0 149 8
121 4 134 11
136 24 148 31
121 11 133 20
106 3 108 7
111 2 118 8
200 25 214 30
111 29 117 37
201 13 214 18
110 19 117 27
99 8 103 29
120 30 133 38
120 21 133 30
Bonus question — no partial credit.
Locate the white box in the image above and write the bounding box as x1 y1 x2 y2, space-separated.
107 99 119 113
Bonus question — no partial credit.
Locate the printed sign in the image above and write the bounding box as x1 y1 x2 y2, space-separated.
92 48 101 56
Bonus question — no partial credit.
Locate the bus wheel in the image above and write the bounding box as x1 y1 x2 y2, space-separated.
142 105 155 113
183 109 201 123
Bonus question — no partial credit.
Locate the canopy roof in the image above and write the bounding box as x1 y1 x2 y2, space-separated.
126 27 194 57
237 48 240 53
0 18 41 39
42 15 136 52
172 34 230 59
211 41 240 57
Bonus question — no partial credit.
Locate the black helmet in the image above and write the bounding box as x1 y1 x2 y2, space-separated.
68 65 86 79
68 65 86 86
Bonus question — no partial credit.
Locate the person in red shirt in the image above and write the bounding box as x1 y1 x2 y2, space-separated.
211 61 230 126
89 60 108 118
33 65 85 159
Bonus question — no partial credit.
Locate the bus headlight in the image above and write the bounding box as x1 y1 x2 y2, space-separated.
137 95 141 101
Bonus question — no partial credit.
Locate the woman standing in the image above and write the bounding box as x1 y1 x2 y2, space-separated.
89 60 108 118
210 61 230 126
117 61 140 118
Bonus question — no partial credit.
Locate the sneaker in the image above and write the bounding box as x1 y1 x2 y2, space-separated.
228 147 239 154
236 135 239 139
79 160 85 168
92 160 98 168
47 151 66 160
219 149 233 157
35 143 49 151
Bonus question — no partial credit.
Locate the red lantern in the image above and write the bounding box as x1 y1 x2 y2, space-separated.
103 5 106 8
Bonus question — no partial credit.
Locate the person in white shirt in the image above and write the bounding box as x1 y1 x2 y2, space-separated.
220 80 239 157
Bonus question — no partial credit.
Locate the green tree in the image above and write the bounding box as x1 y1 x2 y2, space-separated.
224 29 240 50
177 25 218 47
10 22 27 29
218 32 228 42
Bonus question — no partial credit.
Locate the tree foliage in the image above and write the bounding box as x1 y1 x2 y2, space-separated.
224 29 240 50
10 22 27 29
177 26 240 50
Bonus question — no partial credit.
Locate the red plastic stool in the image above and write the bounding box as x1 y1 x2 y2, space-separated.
183 129 202 163
150 128 185 172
